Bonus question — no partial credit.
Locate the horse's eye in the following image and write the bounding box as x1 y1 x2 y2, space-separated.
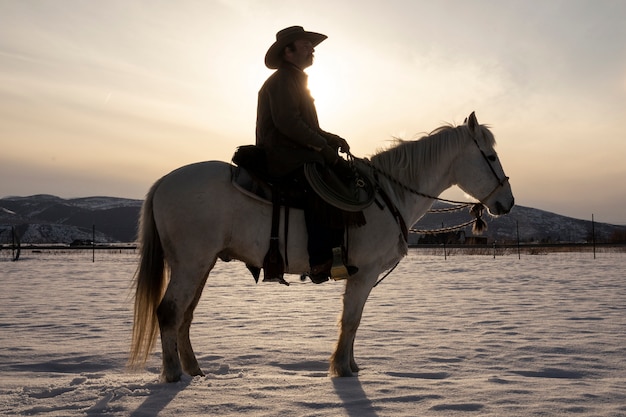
488 155 497 162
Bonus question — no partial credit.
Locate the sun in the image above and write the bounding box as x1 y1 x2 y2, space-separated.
303 42 378 136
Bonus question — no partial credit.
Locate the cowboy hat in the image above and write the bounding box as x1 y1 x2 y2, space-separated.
264 26 327 69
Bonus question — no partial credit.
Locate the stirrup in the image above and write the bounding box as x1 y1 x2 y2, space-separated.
330 247 350 280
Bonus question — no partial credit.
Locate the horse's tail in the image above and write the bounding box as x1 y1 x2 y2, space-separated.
128 178 167 369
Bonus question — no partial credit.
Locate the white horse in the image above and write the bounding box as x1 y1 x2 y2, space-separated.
129 112 514 382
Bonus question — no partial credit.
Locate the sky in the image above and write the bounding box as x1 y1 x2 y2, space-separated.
1 0 625 224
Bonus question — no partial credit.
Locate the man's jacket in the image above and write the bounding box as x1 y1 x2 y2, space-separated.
256 62 338 177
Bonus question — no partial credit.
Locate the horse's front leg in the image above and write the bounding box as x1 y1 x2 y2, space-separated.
330 274 375 377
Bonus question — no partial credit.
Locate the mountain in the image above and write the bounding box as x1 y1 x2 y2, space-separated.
0 195 142 244
1 195 625 245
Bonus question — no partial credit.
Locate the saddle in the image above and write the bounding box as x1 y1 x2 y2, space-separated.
231 145 375 285
232 146 309 208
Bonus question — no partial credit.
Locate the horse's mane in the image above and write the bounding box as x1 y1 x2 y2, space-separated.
370 123 495 184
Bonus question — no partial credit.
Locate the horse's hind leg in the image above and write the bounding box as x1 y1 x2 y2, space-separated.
330 275 375 377
157 293 183 382
157 262 211 382
178 279 208 377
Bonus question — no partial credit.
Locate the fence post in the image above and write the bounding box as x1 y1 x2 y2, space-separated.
516 221 521 260
11 226 20 261
591 214 596 259
442 222 447 260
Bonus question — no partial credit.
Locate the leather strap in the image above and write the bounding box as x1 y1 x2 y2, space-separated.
375 174 408 243
283 205 289 269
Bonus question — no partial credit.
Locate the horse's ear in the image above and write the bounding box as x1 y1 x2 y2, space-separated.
467 111 478 132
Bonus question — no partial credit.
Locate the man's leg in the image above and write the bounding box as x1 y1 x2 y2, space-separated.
304 201 334 283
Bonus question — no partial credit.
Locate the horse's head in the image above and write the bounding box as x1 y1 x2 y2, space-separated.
455 112 514 216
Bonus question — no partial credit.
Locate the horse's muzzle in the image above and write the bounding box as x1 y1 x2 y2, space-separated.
495 198 514 215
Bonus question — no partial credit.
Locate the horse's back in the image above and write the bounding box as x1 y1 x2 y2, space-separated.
151 161 237 253
162 160 232 187
154 161 232 201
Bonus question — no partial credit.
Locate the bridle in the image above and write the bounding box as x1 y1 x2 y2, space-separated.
347 128 509 210
470 135 510 205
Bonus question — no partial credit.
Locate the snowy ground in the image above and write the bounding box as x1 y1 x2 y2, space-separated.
1 249 625 416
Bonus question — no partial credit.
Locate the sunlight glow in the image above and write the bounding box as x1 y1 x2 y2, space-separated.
306 62 347 126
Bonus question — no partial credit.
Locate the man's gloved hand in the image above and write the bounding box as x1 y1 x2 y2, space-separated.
326 134 351 153
320 145 339 166
336 136 350 153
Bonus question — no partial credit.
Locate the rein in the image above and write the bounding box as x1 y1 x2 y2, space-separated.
347 151 487 235
348 152 474 206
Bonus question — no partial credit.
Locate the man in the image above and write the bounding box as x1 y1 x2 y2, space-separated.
256 26 355 283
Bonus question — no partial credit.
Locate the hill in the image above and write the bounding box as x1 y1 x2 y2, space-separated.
1 195 625 244
0 195 142 244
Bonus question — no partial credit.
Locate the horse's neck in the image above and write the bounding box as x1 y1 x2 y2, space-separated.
393 176 453 228
379 134 461 226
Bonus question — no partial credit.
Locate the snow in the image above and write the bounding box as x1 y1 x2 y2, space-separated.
1 250 625 416
68 197 142 211
17 224 115 245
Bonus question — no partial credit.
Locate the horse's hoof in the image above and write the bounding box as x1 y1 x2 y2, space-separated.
160 372 182 383
189 369 205 377
330 364 354 377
